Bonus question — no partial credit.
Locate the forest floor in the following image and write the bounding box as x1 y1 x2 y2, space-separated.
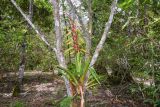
0 71 152 107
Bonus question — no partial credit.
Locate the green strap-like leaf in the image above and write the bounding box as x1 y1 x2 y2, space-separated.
89 67 100 84
79 59 90 84
57 66 78 86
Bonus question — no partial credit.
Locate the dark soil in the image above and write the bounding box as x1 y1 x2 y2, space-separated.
0 72 152 107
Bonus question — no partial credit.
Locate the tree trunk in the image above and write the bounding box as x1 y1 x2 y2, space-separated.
88 0 93 36
51 0 72 96
18 0 33 90
18 34 26 88
12 0 33 96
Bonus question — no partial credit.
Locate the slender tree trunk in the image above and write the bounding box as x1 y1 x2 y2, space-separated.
51 0 72 96
29 0 33 22
18 0 33 89
18 34 26 88
12 0 33 97
88 0 93 35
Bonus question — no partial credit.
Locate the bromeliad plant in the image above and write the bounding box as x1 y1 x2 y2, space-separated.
64 17 86 57
59 16 100 107
58 52 100 107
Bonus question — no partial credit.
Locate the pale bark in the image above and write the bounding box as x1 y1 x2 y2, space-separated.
18 59 25 85
29 0 33 22
66 0 91 59
18 0 33 87
18 34 26 86
51 0 72 96
87 0 93 35
85 0 118 85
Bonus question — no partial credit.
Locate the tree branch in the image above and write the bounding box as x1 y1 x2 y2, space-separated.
85 0 118 85
18 0 33 88
90 0 118 66
10 0 56 52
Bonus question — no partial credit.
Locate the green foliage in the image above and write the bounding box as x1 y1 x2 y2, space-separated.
92 0 111 38
34 0 53 12
10 101 25 107
59 97 72 107
0 16 26 72
144 99 160 107
119 0 134 10
52 96 73 107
